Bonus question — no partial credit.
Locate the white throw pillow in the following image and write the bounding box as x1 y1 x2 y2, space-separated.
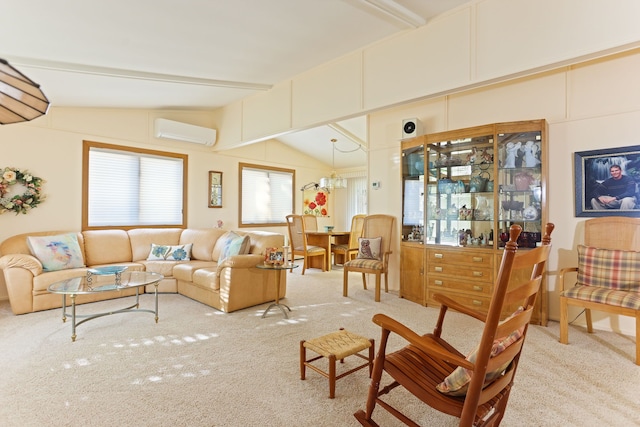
27 233 85 272
147 243 193 261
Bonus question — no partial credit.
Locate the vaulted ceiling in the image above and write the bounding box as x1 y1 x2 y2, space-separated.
1 0 469 167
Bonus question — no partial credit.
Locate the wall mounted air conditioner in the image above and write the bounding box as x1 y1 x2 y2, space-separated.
154 118 217 146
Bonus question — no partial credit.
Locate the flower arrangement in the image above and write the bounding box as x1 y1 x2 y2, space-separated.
0 167 46 215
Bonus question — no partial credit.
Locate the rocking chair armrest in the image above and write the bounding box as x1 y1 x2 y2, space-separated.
432 292 487 323
558 267 578 292
372 313 473 370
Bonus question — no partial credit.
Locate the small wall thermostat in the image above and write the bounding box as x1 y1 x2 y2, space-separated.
372 181 381 189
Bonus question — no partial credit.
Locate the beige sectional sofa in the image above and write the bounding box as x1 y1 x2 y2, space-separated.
0 228 286 315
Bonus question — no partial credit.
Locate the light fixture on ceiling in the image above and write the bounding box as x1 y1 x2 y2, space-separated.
0 58 49 124
320 139 347 191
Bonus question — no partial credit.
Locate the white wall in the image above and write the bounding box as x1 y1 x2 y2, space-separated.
368 48 640 336
216 0 640 149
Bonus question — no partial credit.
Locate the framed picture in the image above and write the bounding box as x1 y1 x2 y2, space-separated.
264 247 284 265
208 171 222 208
574 145 640 217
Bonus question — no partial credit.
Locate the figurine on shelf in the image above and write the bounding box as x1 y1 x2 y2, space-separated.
503 141 521 168
466 147 481 165
480 148 493 164
522 140 541 167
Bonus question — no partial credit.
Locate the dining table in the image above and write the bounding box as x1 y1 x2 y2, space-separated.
305 230 350 271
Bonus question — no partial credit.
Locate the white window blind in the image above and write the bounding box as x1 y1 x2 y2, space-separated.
88 147 184 227
344 175 368 225
241 164 293 225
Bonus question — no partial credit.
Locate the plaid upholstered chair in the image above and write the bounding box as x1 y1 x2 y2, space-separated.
342 214 395 302
559 217 640 365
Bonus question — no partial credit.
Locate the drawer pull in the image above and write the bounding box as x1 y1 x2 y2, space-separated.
472 271 483 277
473 285 483 291
472 257 483 262
472 300 482 306
434 280 443 286
434 253 443 259
434 266 443 272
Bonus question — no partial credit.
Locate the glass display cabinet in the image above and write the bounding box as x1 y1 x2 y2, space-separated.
400 119 548 324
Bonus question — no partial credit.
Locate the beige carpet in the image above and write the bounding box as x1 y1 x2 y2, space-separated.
1 265 638 427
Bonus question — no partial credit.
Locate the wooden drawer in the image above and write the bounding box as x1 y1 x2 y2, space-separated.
427 289 491 313
428 276 492 296
427 248 493 268
427 263 493 282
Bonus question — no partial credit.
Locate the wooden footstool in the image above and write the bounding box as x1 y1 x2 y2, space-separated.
300 328 374 398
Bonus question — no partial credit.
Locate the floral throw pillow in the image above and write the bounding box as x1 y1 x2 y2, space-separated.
27 233 86 272
147 243 193 261
356 237 382 260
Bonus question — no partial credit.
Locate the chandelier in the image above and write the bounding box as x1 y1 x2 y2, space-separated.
0 58 50 124
320 139 347 190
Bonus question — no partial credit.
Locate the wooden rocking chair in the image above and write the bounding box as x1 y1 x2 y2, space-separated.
354 223 554 427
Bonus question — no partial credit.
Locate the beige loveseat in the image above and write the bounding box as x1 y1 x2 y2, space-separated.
0 228 286 315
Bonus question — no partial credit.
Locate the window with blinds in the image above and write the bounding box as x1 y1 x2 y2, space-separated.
83 141 187 229
239 163 294 226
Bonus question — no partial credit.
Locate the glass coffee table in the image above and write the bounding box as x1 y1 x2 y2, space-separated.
255 263 298 318
48 270 164 341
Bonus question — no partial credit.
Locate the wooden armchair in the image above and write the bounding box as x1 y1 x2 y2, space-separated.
332 214 365 266
355 223 554 427
286 214 326 275
343 214 395 302
559 216 640 365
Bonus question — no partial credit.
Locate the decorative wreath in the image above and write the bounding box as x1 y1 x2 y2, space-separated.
0 167 46 215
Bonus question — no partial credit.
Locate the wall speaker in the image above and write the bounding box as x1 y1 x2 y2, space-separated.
402 118 423 139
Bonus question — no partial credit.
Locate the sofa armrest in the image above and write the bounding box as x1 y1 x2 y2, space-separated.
0 254 43 276
216 254 264 276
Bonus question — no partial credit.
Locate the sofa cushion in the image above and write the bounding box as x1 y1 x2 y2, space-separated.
217 231 251 262
180 228 226 261
576 245 640 291
83 230 132 265
437 307 525 396
192 268 220 291
26 233 85 272
173 261 217 282
140 260 179 277
128 228 183 261
147 243 193 261
357 237 382 260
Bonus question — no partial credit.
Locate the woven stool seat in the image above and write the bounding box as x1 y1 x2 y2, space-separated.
300 329 374 398
303 330 372 359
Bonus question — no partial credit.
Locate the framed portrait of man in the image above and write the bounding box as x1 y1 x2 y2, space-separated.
574 145 640 217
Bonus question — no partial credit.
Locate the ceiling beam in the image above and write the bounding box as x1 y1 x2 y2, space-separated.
2 55 273 91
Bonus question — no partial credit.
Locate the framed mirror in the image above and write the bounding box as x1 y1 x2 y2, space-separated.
208 171 222 208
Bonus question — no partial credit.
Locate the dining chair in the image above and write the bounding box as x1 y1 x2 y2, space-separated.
332 214 365 266
354 223 554 427
343 214 395 302
302 214 318 232
286 214 327 275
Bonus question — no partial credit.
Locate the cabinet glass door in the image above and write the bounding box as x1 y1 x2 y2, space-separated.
426 134 494 247
402 144 425 242
497 130 543 248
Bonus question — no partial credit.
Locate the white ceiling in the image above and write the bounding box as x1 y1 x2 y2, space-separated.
1 0 468 168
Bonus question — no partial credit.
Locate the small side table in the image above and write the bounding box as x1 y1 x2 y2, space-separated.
256 262 298 318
